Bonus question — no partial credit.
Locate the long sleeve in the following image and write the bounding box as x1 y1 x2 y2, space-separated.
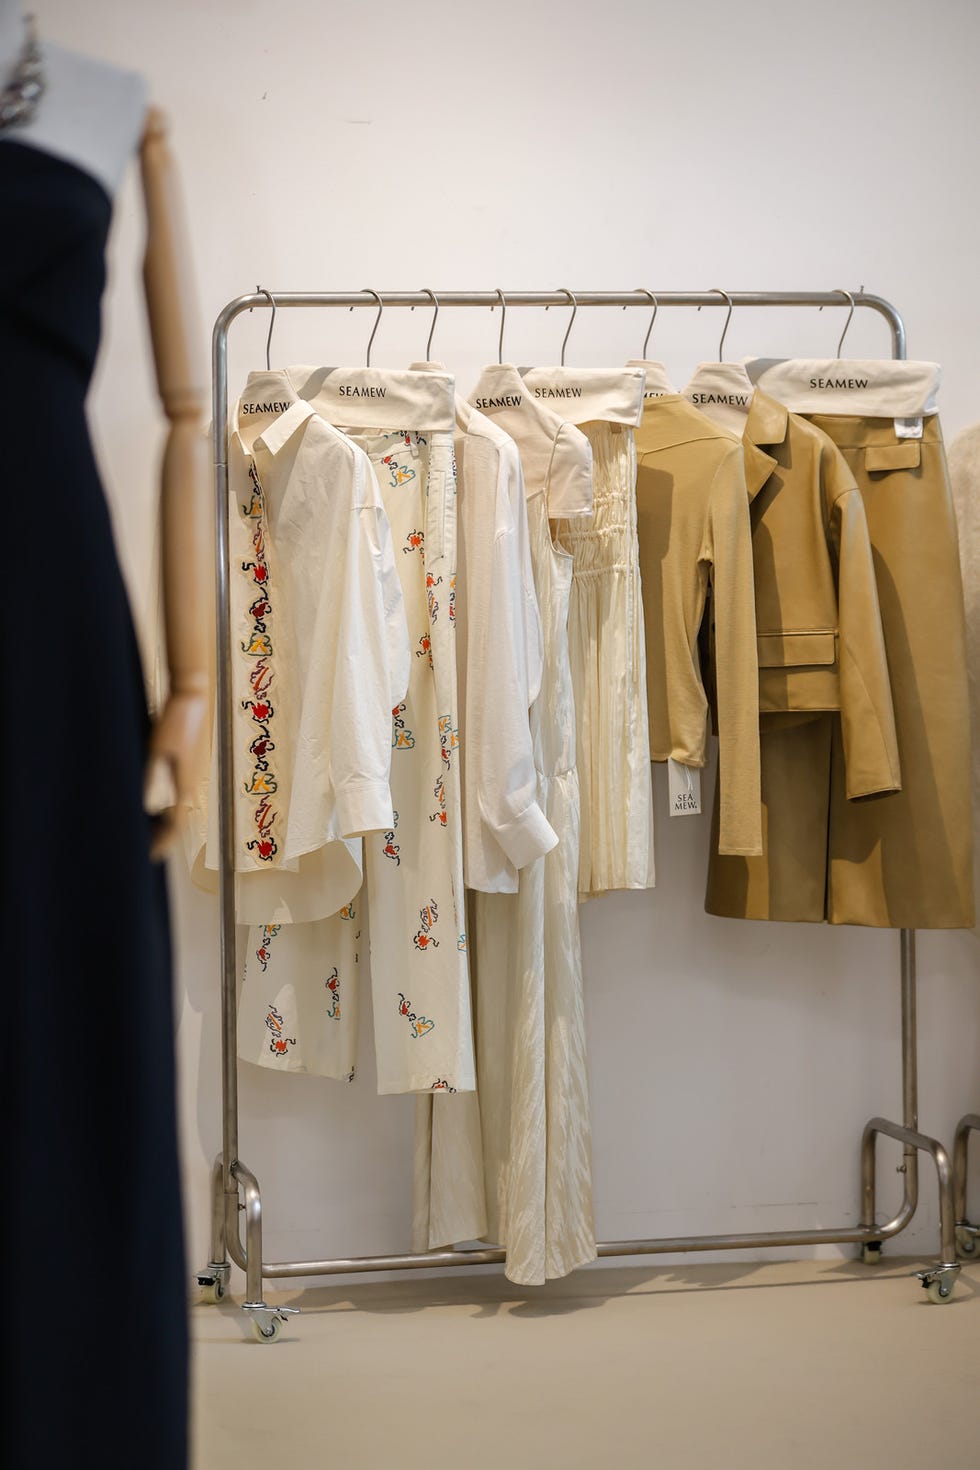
703 450 763 855
469 439 557 885
826 444 901 799
327 471 408 837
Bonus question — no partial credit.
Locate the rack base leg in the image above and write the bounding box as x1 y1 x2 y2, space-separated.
861 1116 961 1302
231 1159 300 1343
196 1153 233 1304
952 1113 980 1260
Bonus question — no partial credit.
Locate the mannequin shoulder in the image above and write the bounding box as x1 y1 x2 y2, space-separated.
13 41 147 197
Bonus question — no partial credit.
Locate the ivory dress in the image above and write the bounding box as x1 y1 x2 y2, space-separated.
294 366 476 1089
414 365 597 1284
520 367 654 898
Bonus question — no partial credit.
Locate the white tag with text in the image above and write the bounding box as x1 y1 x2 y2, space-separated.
668 759 702 816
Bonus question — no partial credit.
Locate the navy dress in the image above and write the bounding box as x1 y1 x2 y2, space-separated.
1 139 187 1467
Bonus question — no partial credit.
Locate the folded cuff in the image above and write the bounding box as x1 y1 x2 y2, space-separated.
493 799 559 870
335 777 394 837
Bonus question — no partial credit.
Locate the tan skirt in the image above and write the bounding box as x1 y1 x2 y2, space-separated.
707 413 975 928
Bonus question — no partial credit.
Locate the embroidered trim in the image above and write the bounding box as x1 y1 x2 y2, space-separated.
426 571 442 622
438 714 459 768
265 1004 296 1056
431 1078 458 1093
429 777 447 828
253 924 281 973
241 462 280 863
392 703 415 749
413 899 440 951
448 573 456 628
325 967 341 1020
398 991 435 1038
382 808 401 865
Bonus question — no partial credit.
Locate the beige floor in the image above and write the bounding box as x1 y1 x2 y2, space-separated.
192 1257 979 1469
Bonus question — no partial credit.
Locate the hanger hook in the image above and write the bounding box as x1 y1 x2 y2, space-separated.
835 288 856 356
557 287 578 367
637 288 659 357
708 287 734 361
256 287 276 372
418 288 439 360
493 288 508 364
360 288 384 367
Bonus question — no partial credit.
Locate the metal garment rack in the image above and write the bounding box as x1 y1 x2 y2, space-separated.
198 289 967 1342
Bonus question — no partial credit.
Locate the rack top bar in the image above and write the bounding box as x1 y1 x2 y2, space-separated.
214 289 906 360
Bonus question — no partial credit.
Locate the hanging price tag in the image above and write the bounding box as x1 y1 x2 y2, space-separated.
668 759 702 816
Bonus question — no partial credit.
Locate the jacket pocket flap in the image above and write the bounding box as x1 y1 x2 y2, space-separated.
757 631 837 667
865 442 921 472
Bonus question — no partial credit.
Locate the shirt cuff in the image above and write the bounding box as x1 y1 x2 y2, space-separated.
493 799 559 870
335 778 394 837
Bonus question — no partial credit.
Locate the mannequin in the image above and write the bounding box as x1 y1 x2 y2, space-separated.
0 2 209 852
3 12 205 1468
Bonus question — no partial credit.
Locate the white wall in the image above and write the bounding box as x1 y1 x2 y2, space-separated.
37 0 979 1290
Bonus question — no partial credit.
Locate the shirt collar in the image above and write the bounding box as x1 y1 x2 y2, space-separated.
737 392 787 500
236 370 303 452
254 400 316 456
518 366 645 426
286 365 456 430
743 357 942 418
626 359 678 397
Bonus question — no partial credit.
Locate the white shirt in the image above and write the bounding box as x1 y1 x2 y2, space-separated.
470 364 594 517
191 374 409 923
409 364 557 891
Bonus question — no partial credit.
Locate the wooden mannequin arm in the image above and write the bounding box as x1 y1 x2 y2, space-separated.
140 105 210 856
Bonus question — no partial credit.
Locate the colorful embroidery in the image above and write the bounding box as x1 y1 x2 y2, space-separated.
383 454 416 488
403 528 424 554
413 899 440 951
426 571 442 622
429 777 447 827
392 703 415 750
398 992 436 1038
457 932 467 953
382 824 401 865
416 631 432 666
325 967 341 1020
431 1079 458 1093
265 1004 296 1057
438 714 459 768
339 899 356 921
240 462 279 863
254 924 281 973
448 574 456 628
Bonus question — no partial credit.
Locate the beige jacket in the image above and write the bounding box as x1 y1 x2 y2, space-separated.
634 396 762 856
740 390 901 799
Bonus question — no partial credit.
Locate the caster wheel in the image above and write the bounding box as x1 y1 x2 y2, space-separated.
252 1316 282 1343
954 1226 977 1259
924 1276 955 1305
200 1278 226 1305
861 1242 883 1265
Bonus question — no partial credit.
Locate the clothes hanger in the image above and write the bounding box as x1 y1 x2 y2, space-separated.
641 289 659 358
359 288 384 367
835 287 857 356
625 289 677 395
253 286 277 371
410 288 440 361
684 288 754 429
492 287 507 363
558 287 577 366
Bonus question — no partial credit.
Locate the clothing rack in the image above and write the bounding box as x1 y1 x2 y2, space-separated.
199 289 965 1342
